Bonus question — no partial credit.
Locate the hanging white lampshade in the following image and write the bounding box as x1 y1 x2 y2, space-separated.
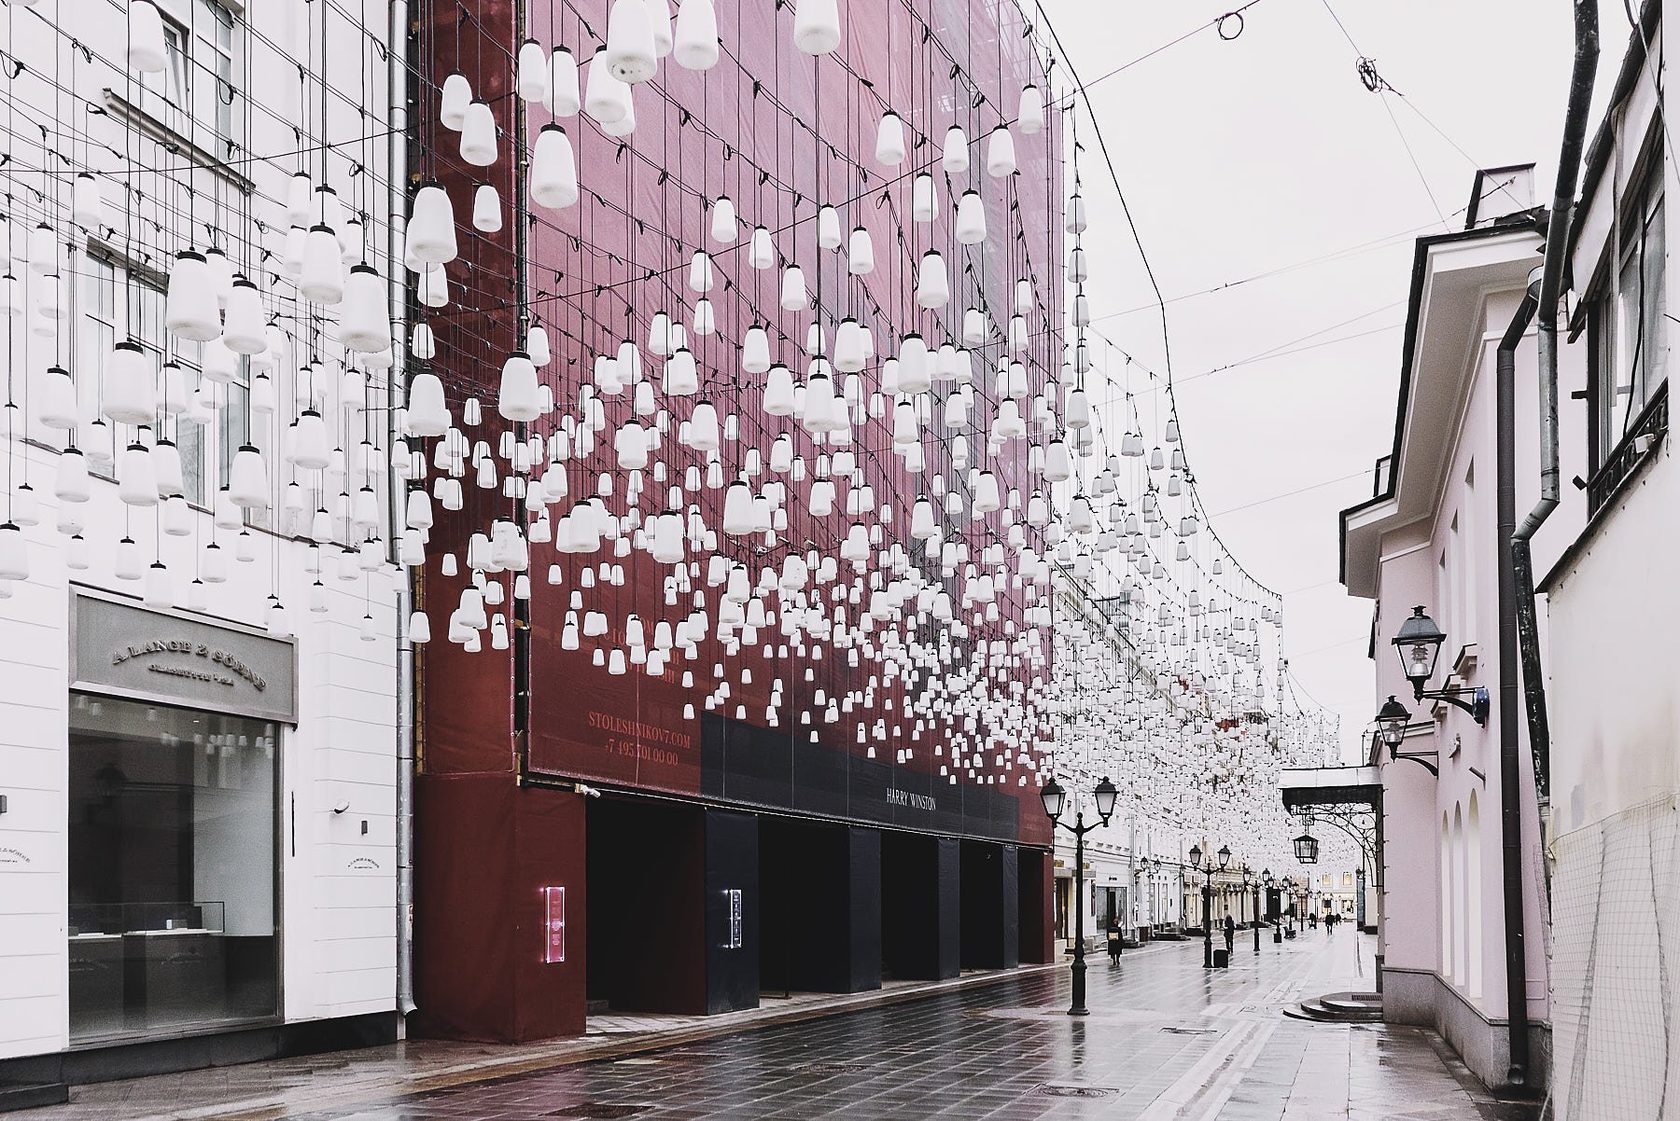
763 364 795 415
439 71 472 129
943 126 970 173
418 264 449 308
780 265 806 311
517 39 550 102
38 365 78 430
663 348 699 395
0 523 27 582
742 325 771 373
986 126 1017 177
54 446 90 503
748 225 776 269
793 0 841 53
911 174 937 222
584 49 632 123
407 184 458 265
847 227 874 275
817 205 842 250
605 0 658 83
103 341 156 424
531 126 579 208
227 444 269 509
72 173 106 231
293 409 331 470
152 438 184 497
118 441 159 506
472 184 503 232
498 352 542 422
548 47 580 115
222 278 268 353
1017 83 1045 134
340 265 390 352
710 196 738 244
127 0 169 73
915 251 949 308
955 190 987 244
300 225 345 304
459 100 498 166
602 90 639 136
688 250 715 293
834 318 865 373
673 0 719 69
898 334 931 394
165 251 221 341
875 112 907 165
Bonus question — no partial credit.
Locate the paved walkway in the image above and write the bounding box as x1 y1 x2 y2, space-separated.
24 932 1529 1120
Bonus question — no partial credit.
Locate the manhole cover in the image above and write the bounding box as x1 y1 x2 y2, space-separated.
546 1105 649 1119
797 1062 875 1076
1037 1085 1120 1098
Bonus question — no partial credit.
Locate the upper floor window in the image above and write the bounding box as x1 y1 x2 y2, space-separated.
1591 159 1667 466
137 0 237 155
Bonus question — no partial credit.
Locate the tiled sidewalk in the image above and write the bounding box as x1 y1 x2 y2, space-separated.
20 934 1528 1120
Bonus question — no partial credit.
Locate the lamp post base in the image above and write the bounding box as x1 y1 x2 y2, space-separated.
1068 955 1088 1016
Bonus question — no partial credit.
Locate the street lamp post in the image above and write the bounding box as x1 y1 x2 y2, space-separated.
1254 868 1268 952
1187 842 1231 968
1041 775 1119 1017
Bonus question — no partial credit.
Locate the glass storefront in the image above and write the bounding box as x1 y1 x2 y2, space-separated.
67 694 279 1043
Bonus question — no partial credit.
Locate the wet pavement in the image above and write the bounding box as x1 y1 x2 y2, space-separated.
29 932 1528 1121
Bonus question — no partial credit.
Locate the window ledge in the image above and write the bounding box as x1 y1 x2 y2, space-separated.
1589 380 1669 517
100 88 253 196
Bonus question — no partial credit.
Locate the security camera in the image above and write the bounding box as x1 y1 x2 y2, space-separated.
574 783 602 799
332 801 350 815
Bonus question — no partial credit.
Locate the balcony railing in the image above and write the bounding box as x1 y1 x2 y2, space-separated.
1589 381 1668 516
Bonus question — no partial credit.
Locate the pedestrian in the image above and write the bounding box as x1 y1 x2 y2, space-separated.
1222 911 1235 956
1308 911 1317 931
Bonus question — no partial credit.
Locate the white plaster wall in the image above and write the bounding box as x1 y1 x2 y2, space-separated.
0 0 400 1060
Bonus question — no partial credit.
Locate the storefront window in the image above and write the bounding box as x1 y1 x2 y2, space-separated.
67 694 278 1043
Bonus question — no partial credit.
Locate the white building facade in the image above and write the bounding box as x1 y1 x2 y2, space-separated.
0 0 409 1087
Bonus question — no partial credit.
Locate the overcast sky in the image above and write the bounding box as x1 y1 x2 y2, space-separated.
1045 0 1627 760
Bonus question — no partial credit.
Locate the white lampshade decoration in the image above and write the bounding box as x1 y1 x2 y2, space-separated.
293 410 331 470
916 251 949 308
793 0 841 53
585 49 633 123
710 196 738 244
54 447 91 503
742 325 771 373
103 341 157 425
673 0 719 69
498 352 542 422
1017 83 1044 134
548 47 581 115
688 251 715 293
605 0 658 82
118 442 159 506
911 174 937 222
73 173 107 231
473 184 503 232
986 126 1017 177
943 126 970 173
300 225 346 304
955 191 987 244
418 264 449 308
459 100 498 166
223 279 268 353
341 265 390 352
748 226 775 269
165 251 222 341
408 185 459 265
38 366 78 430
780 265 806 311
0 523 27 582
898 334 931 394
875 112 907 165
127 0 169 73
817 205 842 250
152 439 184 497
439 72 472 129
517 39 550 101
530 126 580 209
228 445 270 509
847 227 874 275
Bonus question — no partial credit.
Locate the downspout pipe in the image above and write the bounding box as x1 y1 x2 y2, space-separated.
1512 0 1598 834
1496 285 1538 1093
389 0 417 1020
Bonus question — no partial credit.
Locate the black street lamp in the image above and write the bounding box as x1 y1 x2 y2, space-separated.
1294 830 1320 864
1041 775 1118 1016
1187 841 1231 968
1392 606 1490 724
1375 694 1442 776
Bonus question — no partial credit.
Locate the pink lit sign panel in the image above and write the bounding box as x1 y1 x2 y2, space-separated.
543 886 566 964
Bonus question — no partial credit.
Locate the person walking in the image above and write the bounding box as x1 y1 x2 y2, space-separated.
1222 911 1236 956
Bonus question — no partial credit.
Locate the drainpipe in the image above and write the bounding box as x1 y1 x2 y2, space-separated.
1497 0 1596 1091
1511 0 1599 869
389 0 417 1020
1495 282 1538 1093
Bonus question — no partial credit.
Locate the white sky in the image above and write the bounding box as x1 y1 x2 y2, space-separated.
1044 0 1627 760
